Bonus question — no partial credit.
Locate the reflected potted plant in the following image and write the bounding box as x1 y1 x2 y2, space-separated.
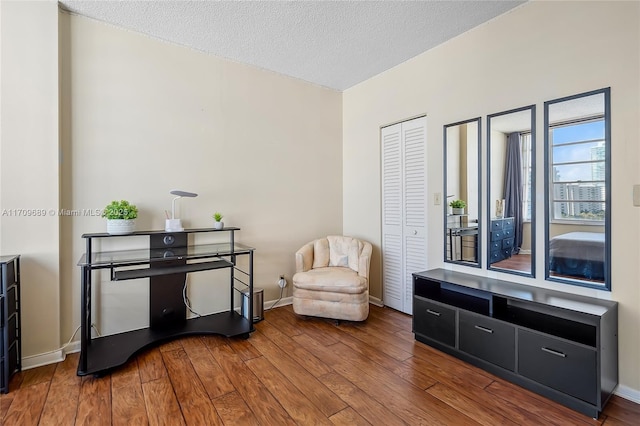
449 199 466 215
212 212 224 230
102 200 138 235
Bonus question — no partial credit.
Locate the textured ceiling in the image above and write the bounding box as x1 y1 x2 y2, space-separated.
59 0 526 91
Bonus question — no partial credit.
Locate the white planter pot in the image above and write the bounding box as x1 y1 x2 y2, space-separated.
452 208 465 215
107 219 135 235
213 221 224 230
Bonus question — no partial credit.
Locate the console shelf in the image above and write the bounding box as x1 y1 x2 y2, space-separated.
413 268 617 419
77 227 254 376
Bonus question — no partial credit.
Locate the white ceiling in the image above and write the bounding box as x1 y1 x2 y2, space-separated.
58 0 525 91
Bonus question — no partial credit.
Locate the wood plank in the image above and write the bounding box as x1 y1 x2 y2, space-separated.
208 343 296 425
111 357 141 390
276 308 340 345
295 334 480 426
0 392 15 421
75 376 112 426
112 382 149 426
256 320 333 378
161 348 223 425
248 330 347 417
51 352 82 387
485 380 603 425
158 340 183 352
19 364 56 389
329 407 371 426
426 382 517 426
602 395 640 425
403 353 494 391
227 336 262 361
319 371 404 426
39 381 80 425
245 355 334 425
2 381 49 425
211 391 260 426
315 319 413 361
137 348 168 384
180 336 235 400
141 376 185 426
260 309 304 337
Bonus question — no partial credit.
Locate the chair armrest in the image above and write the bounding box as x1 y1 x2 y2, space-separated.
295 242 314 273
358 242 373 280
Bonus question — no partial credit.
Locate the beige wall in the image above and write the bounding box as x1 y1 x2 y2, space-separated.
59 13 343 337
2 3 342 360
0 1 61 358
343 1 639 396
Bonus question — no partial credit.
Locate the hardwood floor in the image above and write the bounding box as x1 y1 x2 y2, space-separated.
1 305 638 425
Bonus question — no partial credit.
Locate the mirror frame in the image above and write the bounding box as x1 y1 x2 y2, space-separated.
543 87 611 290
486 105 536 277
443 117 482 268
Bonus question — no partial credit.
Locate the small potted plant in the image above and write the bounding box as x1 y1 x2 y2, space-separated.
449 199 466 215
102 200 138 234
212 212 224 230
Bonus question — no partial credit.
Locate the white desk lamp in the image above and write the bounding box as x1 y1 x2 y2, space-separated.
165 190 198 232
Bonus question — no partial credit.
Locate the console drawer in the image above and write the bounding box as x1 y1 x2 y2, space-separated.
518 329 597 404
459 311 515 371
413 298 455 347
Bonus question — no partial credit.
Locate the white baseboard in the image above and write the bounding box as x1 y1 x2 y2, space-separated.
369 296 384 307
614 384 640 404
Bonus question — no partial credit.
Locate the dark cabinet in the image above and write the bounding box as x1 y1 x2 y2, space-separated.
518 329 597 405
1 255 21 393
412 268 617 419
490 217 514 263
459 311 515 371
413 298 455 347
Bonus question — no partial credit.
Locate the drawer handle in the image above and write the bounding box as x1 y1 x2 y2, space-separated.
474 325 493 334
541 347 566 358
426 309 441 317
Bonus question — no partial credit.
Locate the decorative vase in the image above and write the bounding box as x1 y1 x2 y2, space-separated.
213 221 224 230
106 219 135 235
452 208 465 215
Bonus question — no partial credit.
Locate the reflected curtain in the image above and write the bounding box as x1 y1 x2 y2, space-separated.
504 133 523 253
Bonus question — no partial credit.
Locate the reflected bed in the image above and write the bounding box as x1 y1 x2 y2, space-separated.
549 232 605 280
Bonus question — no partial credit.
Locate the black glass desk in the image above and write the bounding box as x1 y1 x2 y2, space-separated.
77 227 254 376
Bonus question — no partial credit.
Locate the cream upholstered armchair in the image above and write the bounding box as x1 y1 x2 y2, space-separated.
293 236 372 322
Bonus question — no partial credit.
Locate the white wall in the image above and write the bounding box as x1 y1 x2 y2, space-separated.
343 1 640 397
0 1 61 358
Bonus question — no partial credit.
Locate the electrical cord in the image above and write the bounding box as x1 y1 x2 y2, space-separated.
35 323 101 357
266 285 285 311
183 277 201 317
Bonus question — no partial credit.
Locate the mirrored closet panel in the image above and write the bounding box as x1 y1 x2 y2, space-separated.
444 118 481 267
544 88 611 290
487 106 535 276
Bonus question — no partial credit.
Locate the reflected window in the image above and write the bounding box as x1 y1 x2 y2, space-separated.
550 118 606 223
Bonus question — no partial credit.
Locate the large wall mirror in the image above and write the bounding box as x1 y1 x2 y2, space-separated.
544 88 611 290
487 106 535 277
444 118 481 267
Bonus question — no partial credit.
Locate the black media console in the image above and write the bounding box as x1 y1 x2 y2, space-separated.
413 268 618 418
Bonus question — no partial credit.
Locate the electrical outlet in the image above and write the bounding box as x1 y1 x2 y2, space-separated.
278 275 287 288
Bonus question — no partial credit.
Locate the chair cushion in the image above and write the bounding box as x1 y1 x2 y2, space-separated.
293 267 367 294
327 236 360 272
312 238 330 269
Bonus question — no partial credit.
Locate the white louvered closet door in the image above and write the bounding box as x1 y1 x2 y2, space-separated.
381 116 427 315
